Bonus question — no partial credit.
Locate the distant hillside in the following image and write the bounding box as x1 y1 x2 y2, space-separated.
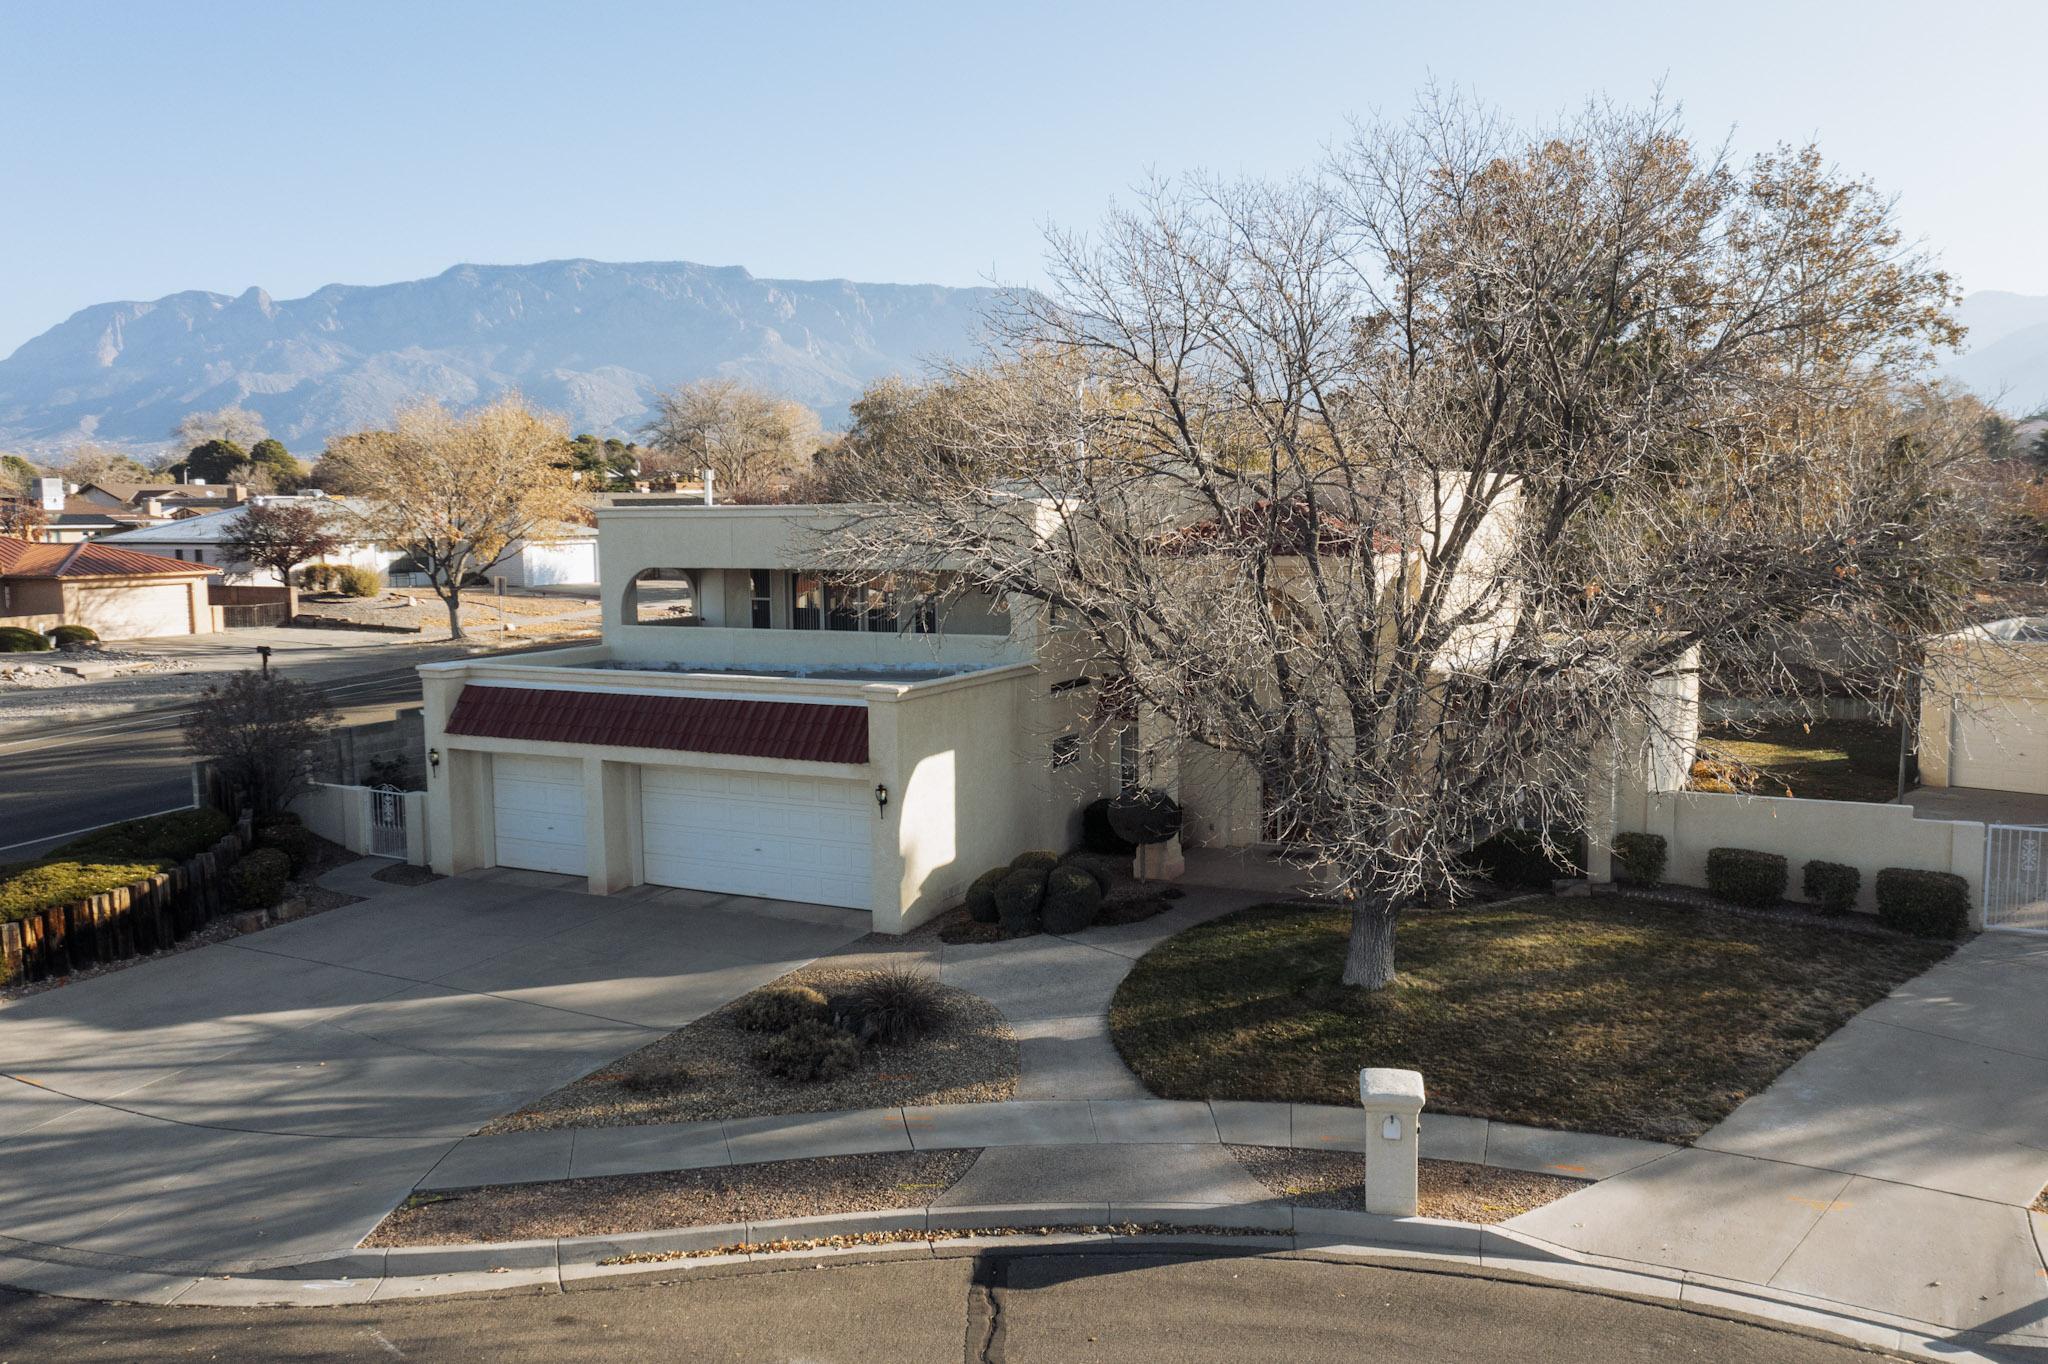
0 259 1002 454
1946 291 2048 414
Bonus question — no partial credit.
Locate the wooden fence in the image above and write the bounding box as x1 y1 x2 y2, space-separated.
0 817 253 987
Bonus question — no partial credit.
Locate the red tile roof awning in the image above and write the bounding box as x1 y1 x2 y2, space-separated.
444 685 870 764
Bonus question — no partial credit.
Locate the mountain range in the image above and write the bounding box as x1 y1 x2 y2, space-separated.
1948 291 2048 414
0 261 2042 458
0 259 1004 455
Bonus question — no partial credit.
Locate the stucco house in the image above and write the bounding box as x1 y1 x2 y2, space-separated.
1918 617 2048 795
417 495 1546 933
97 496 398 585
0 538 214 639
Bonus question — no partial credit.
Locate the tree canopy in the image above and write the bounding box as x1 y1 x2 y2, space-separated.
816 95 1986 989
318 397 587 638
639 378 822 500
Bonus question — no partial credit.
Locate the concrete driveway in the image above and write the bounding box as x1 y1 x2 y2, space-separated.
1508 931 2048 1344
0 869 863 1274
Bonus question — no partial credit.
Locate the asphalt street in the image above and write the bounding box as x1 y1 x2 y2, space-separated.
0 1251 1902 1364
0 663 434 858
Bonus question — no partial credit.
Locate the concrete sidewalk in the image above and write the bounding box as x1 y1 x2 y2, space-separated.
1508 932 2048 1348
415 1098 1676 1192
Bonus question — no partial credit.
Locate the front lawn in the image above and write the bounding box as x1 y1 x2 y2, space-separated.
0 808 233 923
1109 896 1952 1141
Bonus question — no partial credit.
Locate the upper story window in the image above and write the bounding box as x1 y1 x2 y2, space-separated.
750 570 773 629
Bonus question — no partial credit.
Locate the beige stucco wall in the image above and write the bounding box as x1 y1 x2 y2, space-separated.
1617 789 1983 924
1918 635 2048 789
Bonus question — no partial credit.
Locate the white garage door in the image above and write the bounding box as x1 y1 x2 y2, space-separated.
1952 696 2048 794
641 768 872 910
492 754 589 876
516 542 597 586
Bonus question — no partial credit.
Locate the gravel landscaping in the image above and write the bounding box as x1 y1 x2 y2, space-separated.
1111 895 1954 1142
1230 1146 1585 1224
366 1150 981 1245
483 963 1017 1134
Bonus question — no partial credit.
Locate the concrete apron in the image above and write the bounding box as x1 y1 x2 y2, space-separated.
6 1202 2030 1363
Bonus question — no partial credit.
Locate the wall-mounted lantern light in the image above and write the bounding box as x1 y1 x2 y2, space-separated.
427 748 441 772
873 783 889 819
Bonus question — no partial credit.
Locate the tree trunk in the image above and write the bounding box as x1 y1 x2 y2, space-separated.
444 588 464 641
1342 897 1398 990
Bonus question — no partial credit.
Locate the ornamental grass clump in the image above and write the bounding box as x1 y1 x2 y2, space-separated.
733 984 831 1032
833 964 949 1046
757 1019 862 1083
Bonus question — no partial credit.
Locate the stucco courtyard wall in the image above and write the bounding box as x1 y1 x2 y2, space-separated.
1616 788 1984 923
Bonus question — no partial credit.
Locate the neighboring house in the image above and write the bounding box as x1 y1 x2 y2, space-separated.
0 478 157 543
415 499 1531 932
0 538 214 639
1919 617 2048 795
98 496 399 585
386 528 600 590
73 480 250 519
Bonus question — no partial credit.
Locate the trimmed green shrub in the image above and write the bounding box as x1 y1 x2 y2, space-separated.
1874 868 1970 940
733 984 831 1033
1705 847 1788 909
995 867 1048 935
1467 827 1584 888
1611 832 1667 886
55 808 231 865
1802 860 1861 916
0 860 163 923
45 624 98 649
0 627 51 653
1008 849 1061 874
757 1019 862 1083
1108 788 1183 846
963 866 1008 924
833 964 949 1045
1082 798 1136 855
300 564 334 591
254 813 313 875
333 564 382 598
1042 864 1105 934
229 847 290 911
1057 850 1125 894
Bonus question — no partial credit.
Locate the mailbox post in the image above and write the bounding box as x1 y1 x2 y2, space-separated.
1358 1067 1425 1216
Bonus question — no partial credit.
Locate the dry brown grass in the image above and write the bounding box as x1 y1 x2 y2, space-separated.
1111 896 1952 1142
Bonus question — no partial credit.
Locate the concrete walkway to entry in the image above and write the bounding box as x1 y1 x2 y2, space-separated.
1508 931 2048 1348
0 868 866 1276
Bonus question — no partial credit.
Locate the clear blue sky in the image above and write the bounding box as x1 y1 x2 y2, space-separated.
1 0 2041 357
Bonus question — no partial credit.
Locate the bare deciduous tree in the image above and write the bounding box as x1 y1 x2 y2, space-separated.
639 378 823 499
174 404 268 452
56 444 152 488
182 671 339 816
319 397 587 639
222 500 341 585
818 96 1987 989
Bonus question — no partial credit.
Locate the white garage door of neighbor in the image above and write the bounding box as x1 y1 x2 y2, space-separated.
492 754 589 876
1952 696 2048 795
521 542 597 586
641 768 873 910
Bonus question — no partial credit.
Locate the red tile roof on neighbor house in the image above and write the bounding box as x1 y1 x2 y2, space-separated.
445 685 872 764
0 537 211 579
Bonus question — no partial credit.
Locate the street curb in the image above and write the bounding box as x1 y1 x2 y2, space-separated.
26 1203 2011 1360
12 1201 2039 1360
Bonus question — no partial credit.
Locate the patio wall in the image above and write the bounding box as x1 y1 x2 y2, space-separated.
1614 789 1984 926
292 782 428 865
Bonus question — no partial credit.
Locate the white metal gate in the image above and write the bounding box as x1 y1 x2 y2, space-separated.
1982 824 2048 932
371 786 408 858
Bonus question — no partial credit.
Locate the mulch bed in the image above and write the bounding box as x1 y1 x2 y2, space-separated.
371 863 444 887
1110 895 1954 1143
483 964 1017 1134
366 1149 981 1246
1230 1146 1585 1225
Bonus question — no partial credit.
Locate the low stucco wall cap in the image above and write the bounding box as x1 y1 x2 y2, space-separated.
1358 1067 1426 1108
